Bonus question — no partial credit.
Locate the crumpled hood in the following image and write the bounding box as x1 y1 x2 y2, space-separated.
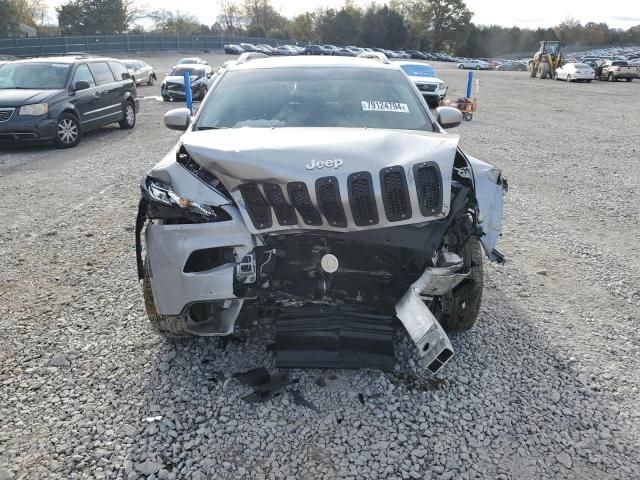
182 127 459 233
408 75 444 86
0 89 61 107
163 75 200 86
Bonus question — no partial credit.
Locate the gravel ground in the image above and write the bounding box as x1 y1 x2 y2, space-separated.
1 52 639 480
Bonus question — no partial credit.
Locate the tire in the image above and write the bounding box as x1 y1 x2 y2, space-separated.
148 74 155 86
119 101 136 129
464 113 473 121
426 98 439 108
626 78 632 82
434 236 484 333
586 79 592 83
475 66 481 70
608 73 615 82
54 113 81 148
538 62 549 79
162 95 170 102
567 74 572 82
458 64 464 69
143 261 191 339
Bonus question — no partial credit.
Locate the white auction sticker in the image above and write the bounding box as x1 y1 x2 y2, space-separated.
361 101 409 113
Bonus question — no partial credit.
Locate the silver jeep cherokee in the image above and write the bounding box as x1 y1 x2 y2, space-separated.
136 55 507 374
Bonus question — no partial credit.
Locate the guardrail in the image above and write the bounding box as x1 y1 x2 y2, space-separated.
0 34 306 57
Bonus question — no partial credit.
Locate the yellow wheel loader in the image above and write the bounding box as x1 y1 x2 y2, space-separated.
528 41 563 79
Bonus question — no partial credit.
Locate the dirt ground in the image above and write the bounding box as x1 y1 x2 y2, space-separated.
1 52 639 480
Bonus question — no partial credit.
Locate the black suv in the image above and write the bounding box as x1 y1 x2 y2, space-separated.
0 55 139 148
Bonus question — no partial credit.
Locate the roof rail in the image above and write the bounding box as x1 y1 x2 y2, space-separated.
357 52 390 64
236 52 269 65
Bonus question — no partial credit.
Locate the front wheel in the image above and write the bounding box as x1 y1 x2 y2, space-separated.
119 101 136 129
143 261 191 339
626 78 633 82
458 64 464 69
475 66 481 70
54 113 81 148
608 73 615 82
148 74 155 86
433 236 484 333
464 113 473 121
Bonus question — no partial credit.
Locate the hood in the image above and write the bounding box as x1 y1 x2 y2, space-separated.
163 75 201 85
182 127 459 234
0 89 61 107
408 75 444 85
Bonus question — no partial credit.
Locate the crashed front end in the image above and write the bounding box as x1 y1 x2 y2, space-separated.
136 127 506 374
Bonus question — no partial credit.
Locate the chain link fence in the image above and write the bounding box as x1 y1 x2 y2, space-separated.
0 34 307 57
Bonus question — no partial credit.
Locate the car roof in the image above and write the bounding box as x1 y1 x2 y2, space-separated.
173 63 206 69
12 55 121 65
229 56 402 72
396 61 434 68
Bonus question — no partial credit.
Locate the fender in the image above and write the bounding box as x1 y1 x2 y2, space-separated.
466 153 508 262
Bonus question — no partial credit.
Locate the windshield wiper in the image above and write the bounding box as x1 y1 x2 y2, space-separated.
196 126 226 131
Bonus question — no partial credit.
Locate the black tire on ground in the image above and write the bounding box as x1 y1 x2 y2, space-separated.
538 62 550 79
626 78 632 82
464 113 473 121
608 73 615 82
162 95 170 102
119 101 136 129
475 66 481 70
434 236 484 333
586 79 592 83
427 98 440 108
458 64 464 69
143 261 191 339
148 74 155 86
54 112 81 148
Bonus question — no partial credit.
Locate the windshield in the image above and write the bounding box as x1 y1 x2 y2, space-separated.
400 64 435 78
123 61 135 68
196 67 432 131
178 59 199 64
0 62 71 89
574 63 590 68
170 67 204 77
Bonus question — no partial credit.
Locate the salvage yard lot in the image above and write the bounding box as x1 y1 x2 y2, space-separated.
1 52 639 479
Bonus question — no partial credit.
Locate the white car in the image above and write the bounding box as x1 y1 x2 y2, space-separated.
554 63 595 82
122 59 156 86
276 45 297 56
457 59 489 70
398 62 447 108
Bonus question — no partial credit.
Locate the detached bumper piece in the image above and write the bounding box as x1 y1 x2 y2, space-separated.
274 307 395 371
395 252 468 374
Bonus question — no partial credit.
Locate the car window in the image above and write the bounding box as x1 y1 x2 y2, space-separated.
72 64 96 88
197 67 432 131
170 67 205 77
574 63 590 68
400 64 436 77
89 62 115 85
0 62 71 89
611 61 627 66
108 61 131 81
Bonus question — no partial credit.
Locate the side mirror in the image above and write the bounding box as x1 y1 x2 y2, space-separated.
436 106 463 129
164 108 192 131
74 80 90 91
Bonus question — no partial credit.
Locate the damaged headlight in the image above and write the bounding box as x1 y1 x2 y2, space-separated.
141 177 231 223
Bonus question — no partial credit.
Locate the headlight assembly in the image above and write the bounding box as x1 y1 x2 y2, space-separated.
141 177 231 223
19 103 48 116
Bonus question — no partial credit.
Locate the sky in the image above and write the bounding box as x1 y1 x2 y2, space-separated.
46 0 640 30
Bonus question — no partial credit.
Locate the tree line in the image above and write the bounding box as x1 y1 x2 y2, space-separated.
1 0 639 57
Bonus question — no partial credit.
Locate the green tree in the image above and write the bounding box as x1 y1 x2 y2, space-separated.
57 0 128 34
0 0 20 37
149 10 207 34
